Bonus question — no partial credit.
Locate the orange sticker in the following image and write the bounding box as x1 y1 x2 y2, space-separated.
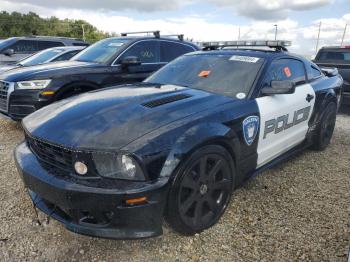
198 70 211 78
284 67 292 78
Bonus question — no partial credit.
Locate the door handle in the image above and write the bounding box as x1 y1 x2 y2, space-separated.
306 94 314 102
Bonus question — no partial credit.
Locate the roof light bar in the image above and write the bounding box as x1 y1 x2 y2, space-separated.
202 40 292 51
121 31 160 38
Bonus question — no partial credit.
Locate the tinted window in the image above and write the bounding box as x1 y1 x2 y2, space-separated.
317 50 350 61
53 50 80 61
160 41 195 62
120 41 159 64
73 38 130 63
9 40 38 53
19 48 65 66
306 63 322 80
73 43 89 46
145 54 264 98
37 41 64 50
265 59 306 85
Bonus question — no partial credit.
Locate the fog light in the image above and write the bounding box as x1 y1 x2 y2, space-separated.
74 161 88 175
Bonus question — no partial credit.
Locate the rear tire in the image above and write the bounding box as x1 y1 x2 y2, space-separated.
311 102 337 151
165 145 234 235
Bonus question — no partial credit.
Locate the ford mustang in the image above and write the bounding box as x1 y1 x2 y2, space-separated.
15 40 343 239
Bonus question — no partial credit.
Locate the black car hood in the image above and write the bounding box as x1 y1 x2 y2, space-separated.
0 60 101 82
23 84 234 150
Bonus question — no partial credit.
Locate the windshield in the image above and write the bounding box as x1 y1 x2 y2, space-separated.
19 48 65 66
72 38 130 63
145 54 264 98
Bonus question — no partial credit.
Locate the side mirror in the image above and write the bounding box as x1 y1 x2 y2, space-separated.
121 56 141 67
3 49 14 56
261 80 296 95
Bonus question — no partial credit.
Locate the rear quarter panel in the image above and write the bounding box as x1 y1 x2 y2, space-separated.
309 74 343 131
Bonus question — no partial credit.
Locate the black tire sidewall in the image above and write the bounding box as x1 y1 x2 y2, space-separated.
165 145 235 235
313 102 337 150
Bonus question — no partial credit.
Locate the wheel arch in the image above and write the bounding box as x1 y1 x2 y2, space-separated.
54 81 100 100
159 122 240 181
314 89 338 122
308 88 338 142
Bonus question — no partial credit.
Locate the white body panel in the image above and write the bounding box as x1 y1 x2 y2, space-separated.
256 84 316 167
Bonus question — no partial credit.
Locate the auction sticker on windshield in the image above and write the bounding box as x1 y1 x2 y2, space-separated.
230 55 260 63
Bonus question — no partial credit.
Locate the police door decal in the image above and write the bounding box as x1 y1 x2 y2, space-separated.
255 83 315 168
262 106 311 139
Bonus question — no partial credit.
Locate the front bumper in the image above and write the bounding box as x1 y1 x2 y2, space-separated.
0 88 51 121
15 142 170 239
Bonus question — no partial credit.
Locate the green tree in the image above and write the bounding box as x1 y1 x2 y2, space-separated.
0 11 113 43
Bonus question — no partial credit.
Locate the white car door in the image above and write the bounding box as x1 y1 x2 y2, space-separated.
256 58 315 168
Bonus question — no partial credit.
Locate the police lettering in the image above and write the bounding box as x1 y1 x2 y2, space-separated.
263 106 311 139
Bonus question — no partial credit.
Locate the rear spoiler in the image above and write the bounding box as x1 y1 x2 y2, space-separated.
320 67 339 77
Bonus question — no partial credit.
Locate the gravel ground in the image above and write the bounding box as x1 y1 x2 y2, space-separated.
0 109 349 262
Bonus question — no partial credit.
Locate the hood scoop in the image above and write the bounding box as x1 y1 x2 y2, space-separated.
142 93 192 108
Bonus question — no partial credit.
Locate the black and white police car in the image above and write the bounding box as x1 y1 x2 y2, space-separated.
15 40 343 239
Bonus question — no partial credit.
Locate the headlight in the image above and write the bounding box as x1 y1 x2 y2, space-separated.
92 153 145 181
16 79 51 90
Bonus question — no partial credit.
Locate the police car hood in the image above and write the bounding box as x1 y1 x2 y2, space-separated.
23 84 233 150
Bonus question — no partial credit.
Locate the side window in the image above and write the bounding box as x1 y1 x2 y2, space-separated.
160 41 195 62
9 40 38 53
37 41 64 50
265 59 306 86
306 63 322 80
53 50 80 61
73 43 89 46
119 41 159 64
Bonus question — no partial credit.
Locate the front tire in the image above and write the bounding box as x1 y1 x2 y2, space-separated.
311 102 337 151
56 85 92 100
165 145 234 235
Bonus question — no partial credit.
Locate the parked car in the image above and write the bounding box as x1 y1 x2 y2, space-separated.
0 31 199 120
0 46 85 74
0 36 89 65
15 40 343 239
314 46 350 106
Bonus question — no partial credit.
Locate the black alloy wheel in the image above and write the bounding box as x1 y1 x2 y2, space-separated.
312 102 337 150
166 145 234 235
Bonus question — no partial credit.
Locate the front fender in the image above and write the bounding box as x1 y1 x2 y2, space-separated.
159 122 239 178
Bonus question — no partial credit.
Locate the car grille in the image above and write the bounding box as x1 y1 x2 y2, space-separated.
26 135 74 173
0 81 10 112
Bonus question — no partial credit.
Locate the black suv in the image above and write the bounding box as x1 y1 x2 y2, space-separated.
0 31 199 120
314 46 350 106
0 36 89 65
